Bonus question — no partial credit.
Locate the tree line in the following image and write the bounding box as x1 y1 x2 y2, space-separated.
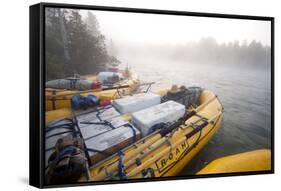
117 37 271 69
171 37 271 68
45 8 119 81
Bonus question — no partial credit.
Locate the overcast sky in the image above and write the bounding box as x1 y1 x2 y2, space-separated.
83 10 271 46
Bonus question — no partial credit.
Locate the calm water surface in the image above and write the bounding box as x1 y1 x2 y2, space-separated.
124 58 271 174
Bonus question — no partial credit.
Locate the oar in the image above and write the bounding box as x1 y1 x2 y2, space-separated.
126 111 222 178
122 94 217 164
123 117 204 171
46 85 130 98
46 82 155 99
122 96 218 171
90 95 218 181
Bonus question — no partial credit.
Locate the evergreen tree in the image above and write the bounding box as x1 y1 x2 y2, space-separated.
45 8 116 80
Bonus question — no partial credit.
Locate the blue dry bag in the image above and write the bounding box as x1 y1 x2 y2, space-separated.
71 94 99 109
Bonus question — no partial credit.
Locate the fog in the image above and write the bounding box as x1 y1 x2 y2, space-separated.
88 10 271 71
92 10 271 46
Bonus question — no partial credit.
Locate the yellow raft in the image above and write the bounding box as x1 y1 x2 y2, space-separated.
45 88 168 125
72 89 223 181
45 74 140 111
197 149 271 175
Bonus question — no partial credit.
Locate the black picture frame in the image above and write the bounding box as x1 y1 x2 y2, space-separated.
30 2 274 188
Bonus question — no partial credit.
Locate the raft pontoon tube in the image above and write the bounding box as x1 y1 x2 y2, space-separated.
197 149 271 175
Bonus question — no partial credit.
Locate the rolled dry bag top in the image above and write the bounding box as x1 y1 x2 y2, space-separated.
91 81 102 89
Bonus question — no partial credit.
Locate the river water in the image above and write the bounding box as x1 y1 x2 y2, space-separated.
123 57 272 174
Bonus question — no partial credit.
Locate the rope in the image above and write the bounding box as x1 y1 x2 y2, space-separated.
80 120 115 130
141 168 155 178
125 123 137 143
46 118 74 132
117 151 127 179
72 114 92 165
46 130 77 139
164 137 173 153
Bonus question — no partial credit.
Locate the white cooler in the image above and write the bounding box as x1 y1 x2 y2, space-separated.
132 101 185 136
113 93 161 114
75 107 141 163
84 124 141 163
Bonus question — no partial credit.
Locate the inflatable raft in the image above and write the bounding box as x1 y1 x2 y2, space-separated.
45 74 140 111
197 149 271 174
45 87 223 183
